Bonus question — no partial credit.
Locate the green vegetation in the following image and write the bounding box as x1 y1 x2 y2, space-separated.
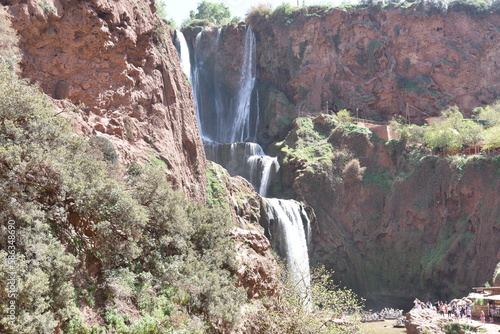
390 103 500 154
443 321 478 333
336 109 354 123
474 102 500 150
0 54 367 333
205 162 230 211
39 0 56 14
275 116 337 167
183 0 240 27
248 266 364 333
0 63 245 333
423 106 482 153
0 11 20 71
362 168 393 190
245 0 500 26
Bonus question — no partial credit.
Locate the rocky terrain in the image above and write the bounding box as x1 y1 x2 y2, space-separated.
3 0 206 200
251 5 500 126
186 6 500 144
1 1 284 331
3 0 500 331
181 5 500 310
270 115 500 309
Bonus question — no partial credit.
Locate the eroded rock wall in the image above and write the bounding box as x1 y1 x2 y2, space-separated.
2 0 206 200
207 162 281 300
272 117 500 309
250 6 500 140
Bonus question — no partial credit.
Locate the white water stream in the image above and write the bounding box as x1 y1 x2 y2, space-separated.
176 27 312 304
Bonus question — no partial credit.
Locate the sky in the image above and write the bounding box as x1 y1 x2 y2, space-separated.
161 0 345 26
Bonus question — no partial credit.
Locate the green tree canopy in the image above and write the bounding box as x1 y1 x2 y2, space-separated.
423 106 483 153
188 0 232 25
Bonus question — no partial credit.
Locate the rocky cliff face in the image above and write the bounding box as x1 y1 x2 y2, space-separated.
250 6 500 130
2 0 206 200
271 116 500 309
183 7 500 145
207 162 281 299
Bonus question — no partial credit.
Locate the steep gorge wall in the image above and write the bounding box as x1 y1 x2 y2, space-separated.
271 117 500 309
250 6 500 132
2 0 206 200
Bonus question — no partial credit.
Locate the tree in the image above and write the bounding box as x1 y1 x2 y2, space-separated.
482 125 500 150
423 106 483 153
189 0 232 25
473 101 500 128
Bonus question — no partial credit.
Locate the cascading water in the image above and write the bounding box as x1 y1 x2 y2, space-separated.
231 27 257 143
178 26 312 303
204 142 279 197
191 27 259 143
264 198 312 309
174 30 191 79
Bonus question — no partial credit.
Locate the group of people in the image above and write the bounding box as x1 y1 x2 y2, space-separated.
436 301 473 322
413 298 496 324
362 308 404 322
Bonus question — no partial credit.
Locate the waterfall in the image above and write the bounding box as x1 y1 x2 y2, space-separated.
231 27 257 143
188 26 312 304
247 154 279 197
191 27 258 143
174 30 191 79
264 198 312 308
204 142 279 197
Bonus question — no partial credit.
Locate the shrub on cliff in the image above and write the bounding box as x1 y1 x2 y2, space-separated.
0 63 245 333
493 262 500 286
245 3 273 24
271 3 301 25
423 106 484 153
247 266 364 333
0 9 20 70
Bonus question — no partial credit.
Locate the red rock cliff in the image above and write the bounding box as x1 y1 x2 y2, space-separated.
271 116 500 309
248 6 500 132
2 0 206 200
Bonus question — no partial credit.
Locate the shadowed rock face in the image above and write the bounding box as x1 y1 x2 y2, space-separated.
3 0 206 200
250 7 500 130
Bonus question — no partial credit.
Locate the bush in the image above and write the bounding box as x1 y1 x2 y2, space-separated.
0 63 246 333
89 136 118 163
245 3 273 23
423 106 483 153
0 10 20 70
336 109 354 123
247 266 364 333
443 321 476 334
271 3 301 25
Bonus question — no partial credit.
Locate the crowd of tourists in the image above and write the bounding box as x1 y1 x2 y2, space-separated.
413 298 497 324
362 308 404 322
